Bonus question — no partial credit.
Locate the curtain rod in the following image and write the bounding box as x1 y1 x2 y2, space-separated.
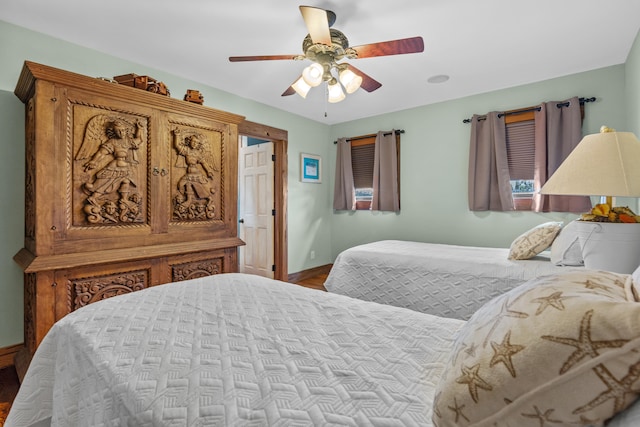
462 97 596 124
334 129 404 144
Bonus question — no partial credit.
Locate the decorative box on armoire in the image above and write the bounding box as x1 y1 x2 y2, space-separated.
12 61 245 380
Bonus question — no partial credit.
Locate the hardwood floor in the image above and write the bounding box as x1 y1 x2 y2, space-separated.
294 272 328 291
0 271 329 424
0 365 19 425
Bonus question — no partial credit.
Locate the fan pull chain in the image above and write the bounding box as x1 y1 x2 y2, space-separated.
324 83 328 118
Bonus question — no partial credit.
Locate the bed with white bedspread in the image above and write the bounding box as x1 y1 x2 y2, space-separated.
6 273 463 427
324 239 585 319
7 271 640 427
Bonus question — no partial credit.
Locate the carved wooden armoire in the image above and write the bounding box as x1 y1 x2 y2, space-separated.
13 61 245 379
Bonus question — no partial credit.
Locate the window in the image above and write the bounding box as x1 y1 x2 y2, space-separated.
355 188 373 203
349 134 401 210
505 116 535 210
503 102 586 211
351 139 375 209
468 98 589 212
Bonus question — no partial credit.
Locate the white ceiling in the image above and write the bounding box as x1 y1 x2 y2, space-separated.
2 0 639 125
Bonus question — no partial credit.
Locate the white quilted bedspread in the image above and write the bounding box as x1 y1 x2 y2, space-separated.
324 240 584 320
6 273 464 427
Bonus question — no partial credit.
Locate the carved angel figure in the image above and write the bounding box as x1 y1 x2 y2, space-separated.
75 115 145 223
172 128 217 220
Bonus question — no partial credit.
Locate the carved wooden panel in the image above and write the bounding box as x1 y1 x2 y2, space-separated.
171 258 222 282
169 120 225 223
69 270 148 311
71 103 150 227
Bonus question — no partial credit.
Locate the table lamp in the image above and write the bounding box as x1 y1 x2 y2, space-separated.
539 126 640 274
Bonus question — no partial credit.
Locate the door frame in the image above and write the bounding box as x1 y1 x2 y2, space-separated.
238 120 288 281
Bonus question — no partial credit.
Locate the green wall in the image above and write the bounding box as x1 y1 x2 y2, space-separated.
0 89 25 348
328 64 630 256
0 19 638 349
627 29 640 138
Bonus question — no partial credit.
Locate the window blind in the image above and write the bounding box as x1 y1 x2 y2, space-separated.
506 120 535 180
351 144 375 188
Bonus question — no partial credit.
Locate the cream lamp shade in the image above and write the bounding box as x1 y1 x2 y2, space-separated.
540 127 640 199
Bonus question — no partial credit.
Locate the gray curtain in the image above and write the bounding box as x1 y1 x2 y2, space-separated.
372 131 400 212
333 137 355 210
468 112 513 211
531 97 592 213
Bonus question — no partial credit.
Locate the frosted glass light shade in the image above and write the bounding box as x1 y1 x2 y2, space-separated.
291 77 312 98
302 63 324 87
540 129 640 197
327 80 346 103
338 68 363 94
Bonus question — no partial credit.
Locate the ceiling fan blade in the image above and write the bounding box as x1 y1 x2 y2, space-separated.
281 85 296 96
351 36 424 58
346 64 382 92
229 54 299 62
281 74 303 96
299 5 332 45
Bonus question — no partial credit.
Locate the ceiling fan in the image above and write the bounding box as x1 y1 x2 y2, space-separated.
228 5 424 103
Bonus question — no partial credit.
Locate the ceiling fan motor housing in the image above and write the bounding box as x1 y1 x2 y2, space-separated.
302 29 357 65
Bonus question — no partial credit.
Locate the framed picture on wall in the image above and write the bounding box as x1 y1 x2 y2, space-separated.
300 153 322 183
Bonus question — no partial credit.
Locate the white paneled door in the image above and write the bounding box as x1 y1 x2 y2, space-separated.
239 140 275 278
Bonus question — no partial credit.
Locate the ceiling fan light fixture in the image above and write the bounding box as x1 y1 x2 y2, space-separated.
338 68 363 94
230 6 425 104
302 63 324 87
327 78 346 103
292 76 312 98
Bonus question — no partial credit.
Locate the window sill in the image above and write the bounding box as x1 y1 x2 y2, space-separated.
513 197 532 211
355 200 371 210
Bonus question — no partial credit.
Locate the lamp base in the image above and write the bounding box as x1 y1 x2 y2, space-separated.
574 221 640 274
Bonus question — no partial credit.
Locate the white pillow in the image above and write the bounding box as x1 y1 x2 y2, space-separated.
632 264 640 289
550 220 584 266
508 221 562 260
